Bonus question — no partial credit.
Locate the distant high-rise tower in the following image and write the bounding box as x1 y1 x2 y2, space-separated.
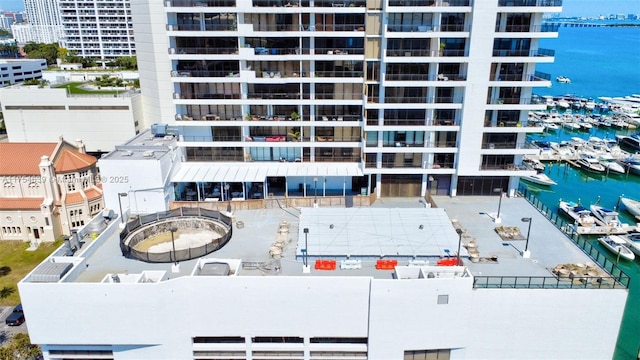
22 0 64 43
58 0 136 67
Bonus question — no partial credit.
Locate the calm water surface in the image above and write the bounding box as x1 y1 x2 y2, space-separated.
526 123 640 360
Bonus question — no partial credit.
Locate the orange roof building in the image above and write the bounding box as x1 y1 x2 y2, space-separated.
0 138 104 242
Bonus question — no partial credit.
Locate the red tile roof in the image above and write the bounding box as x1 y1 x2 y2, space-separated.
54 149 97 173
64 192 84 205
85 188 103 201
0 143 57 175
0 197 44 210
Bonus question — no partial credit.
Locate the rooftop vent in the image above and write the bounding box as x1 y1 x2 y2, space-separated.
121 150 134 157
151 123 168 137
142 151 154 158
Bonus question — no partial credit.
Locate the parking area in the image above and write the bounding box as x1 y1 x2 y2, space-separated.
0 305 28 345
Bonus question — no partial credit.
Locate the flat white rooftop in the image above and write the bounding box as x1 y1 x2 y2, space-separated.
298 207 461 259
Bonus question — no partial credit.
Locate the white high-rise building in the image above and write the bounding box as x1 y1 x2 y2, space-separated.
21 0 64 43
58 0 136 67
130 0 561 200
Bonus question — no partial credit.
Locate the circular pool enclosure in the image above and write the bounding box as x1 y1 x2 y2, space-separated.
120 208 233 263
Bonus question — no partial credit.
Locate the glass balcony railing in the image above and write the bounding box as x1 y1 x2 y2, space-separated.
498 0 562 6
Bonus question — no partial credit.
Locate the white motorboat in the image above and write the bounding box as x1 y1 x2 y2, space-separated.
619 232 640 256
556 76 571 84
557 99 571 109
590 205 624 228
598 154 626 174
576 153 606 173
619 197 640 218
558 200 597 227
597 235 635 261
562 121 581 131
617 156 640 175
585 101 596 110
550 141 575 158
544 122 559 131
520 173 557 186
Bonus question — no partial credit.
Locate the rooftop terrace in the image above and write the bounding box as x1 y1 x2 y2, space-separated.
20 196 628 288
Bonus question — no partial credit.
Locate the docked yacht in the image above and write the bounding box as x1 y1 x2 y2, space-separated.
597 235 635 261
520 172 557 186
556 76 571 84
615 133 640 152
619 232 640 256
619 197 640 218
558 200 597 227
576 152 606 173
590 205 624 228
618 156 640 175
598 153 626 174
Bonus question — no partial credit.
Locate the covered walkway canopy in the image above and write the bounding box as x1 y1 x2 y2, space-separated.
171 162 364 183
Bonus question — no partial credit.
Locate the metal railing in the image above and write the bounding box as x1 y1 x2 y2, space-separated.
493 48 556 57
388 0 470 5
512 185 630 289
490 72 550 81
120 207 233 263
498 0 562 6
488 97 536 105
167 0 237 6
172 47 238 55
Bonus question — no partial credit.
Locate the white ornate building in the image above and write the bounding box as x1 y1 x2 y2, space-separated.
0 139 104 242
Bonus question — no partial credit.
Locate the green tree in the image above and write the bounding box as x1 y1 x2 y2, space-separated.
0 29 11 37
23 42 59 65
112 56 138 70
0 334 42 360
0 286 14 300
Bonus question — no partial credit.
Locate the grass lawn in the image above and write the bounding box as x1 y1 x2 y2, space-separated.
52 82 119 95
0 240 62 306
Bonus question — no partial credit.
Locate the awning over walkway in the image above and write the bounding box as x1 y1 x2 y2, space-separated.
171 162 363 183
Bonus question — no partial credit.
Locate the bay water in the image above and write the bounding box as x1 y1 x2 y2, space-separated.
526 23 640 360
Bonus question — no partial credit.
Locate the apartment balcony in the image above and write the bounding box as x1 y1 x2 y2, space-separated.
366 118 458 126
183 135 244 142
387 0 470 6
387 24 469 32
170 47 238 55
169 23 237 31
487 97 538 105
386 49 434 57
315 115 361 122
490 71 551 82
251 0 366 7
495 24 560 33
479 163 525 171
480 142 535 150
178 93 242 100
384 96 463 104
171 70 240 78
492 48 556 57
498 0 562 6
385 73 466 81
315 70 364 78
166 0 237 7
314 48 365 56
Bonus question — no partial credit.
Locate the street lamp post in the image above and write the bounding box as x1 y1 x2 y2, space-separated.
303 228 310 273
117 192 128 224
493 188 504 223
170 226 178 262
521 217 532 258
224 184 230 202
455 228 463 265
